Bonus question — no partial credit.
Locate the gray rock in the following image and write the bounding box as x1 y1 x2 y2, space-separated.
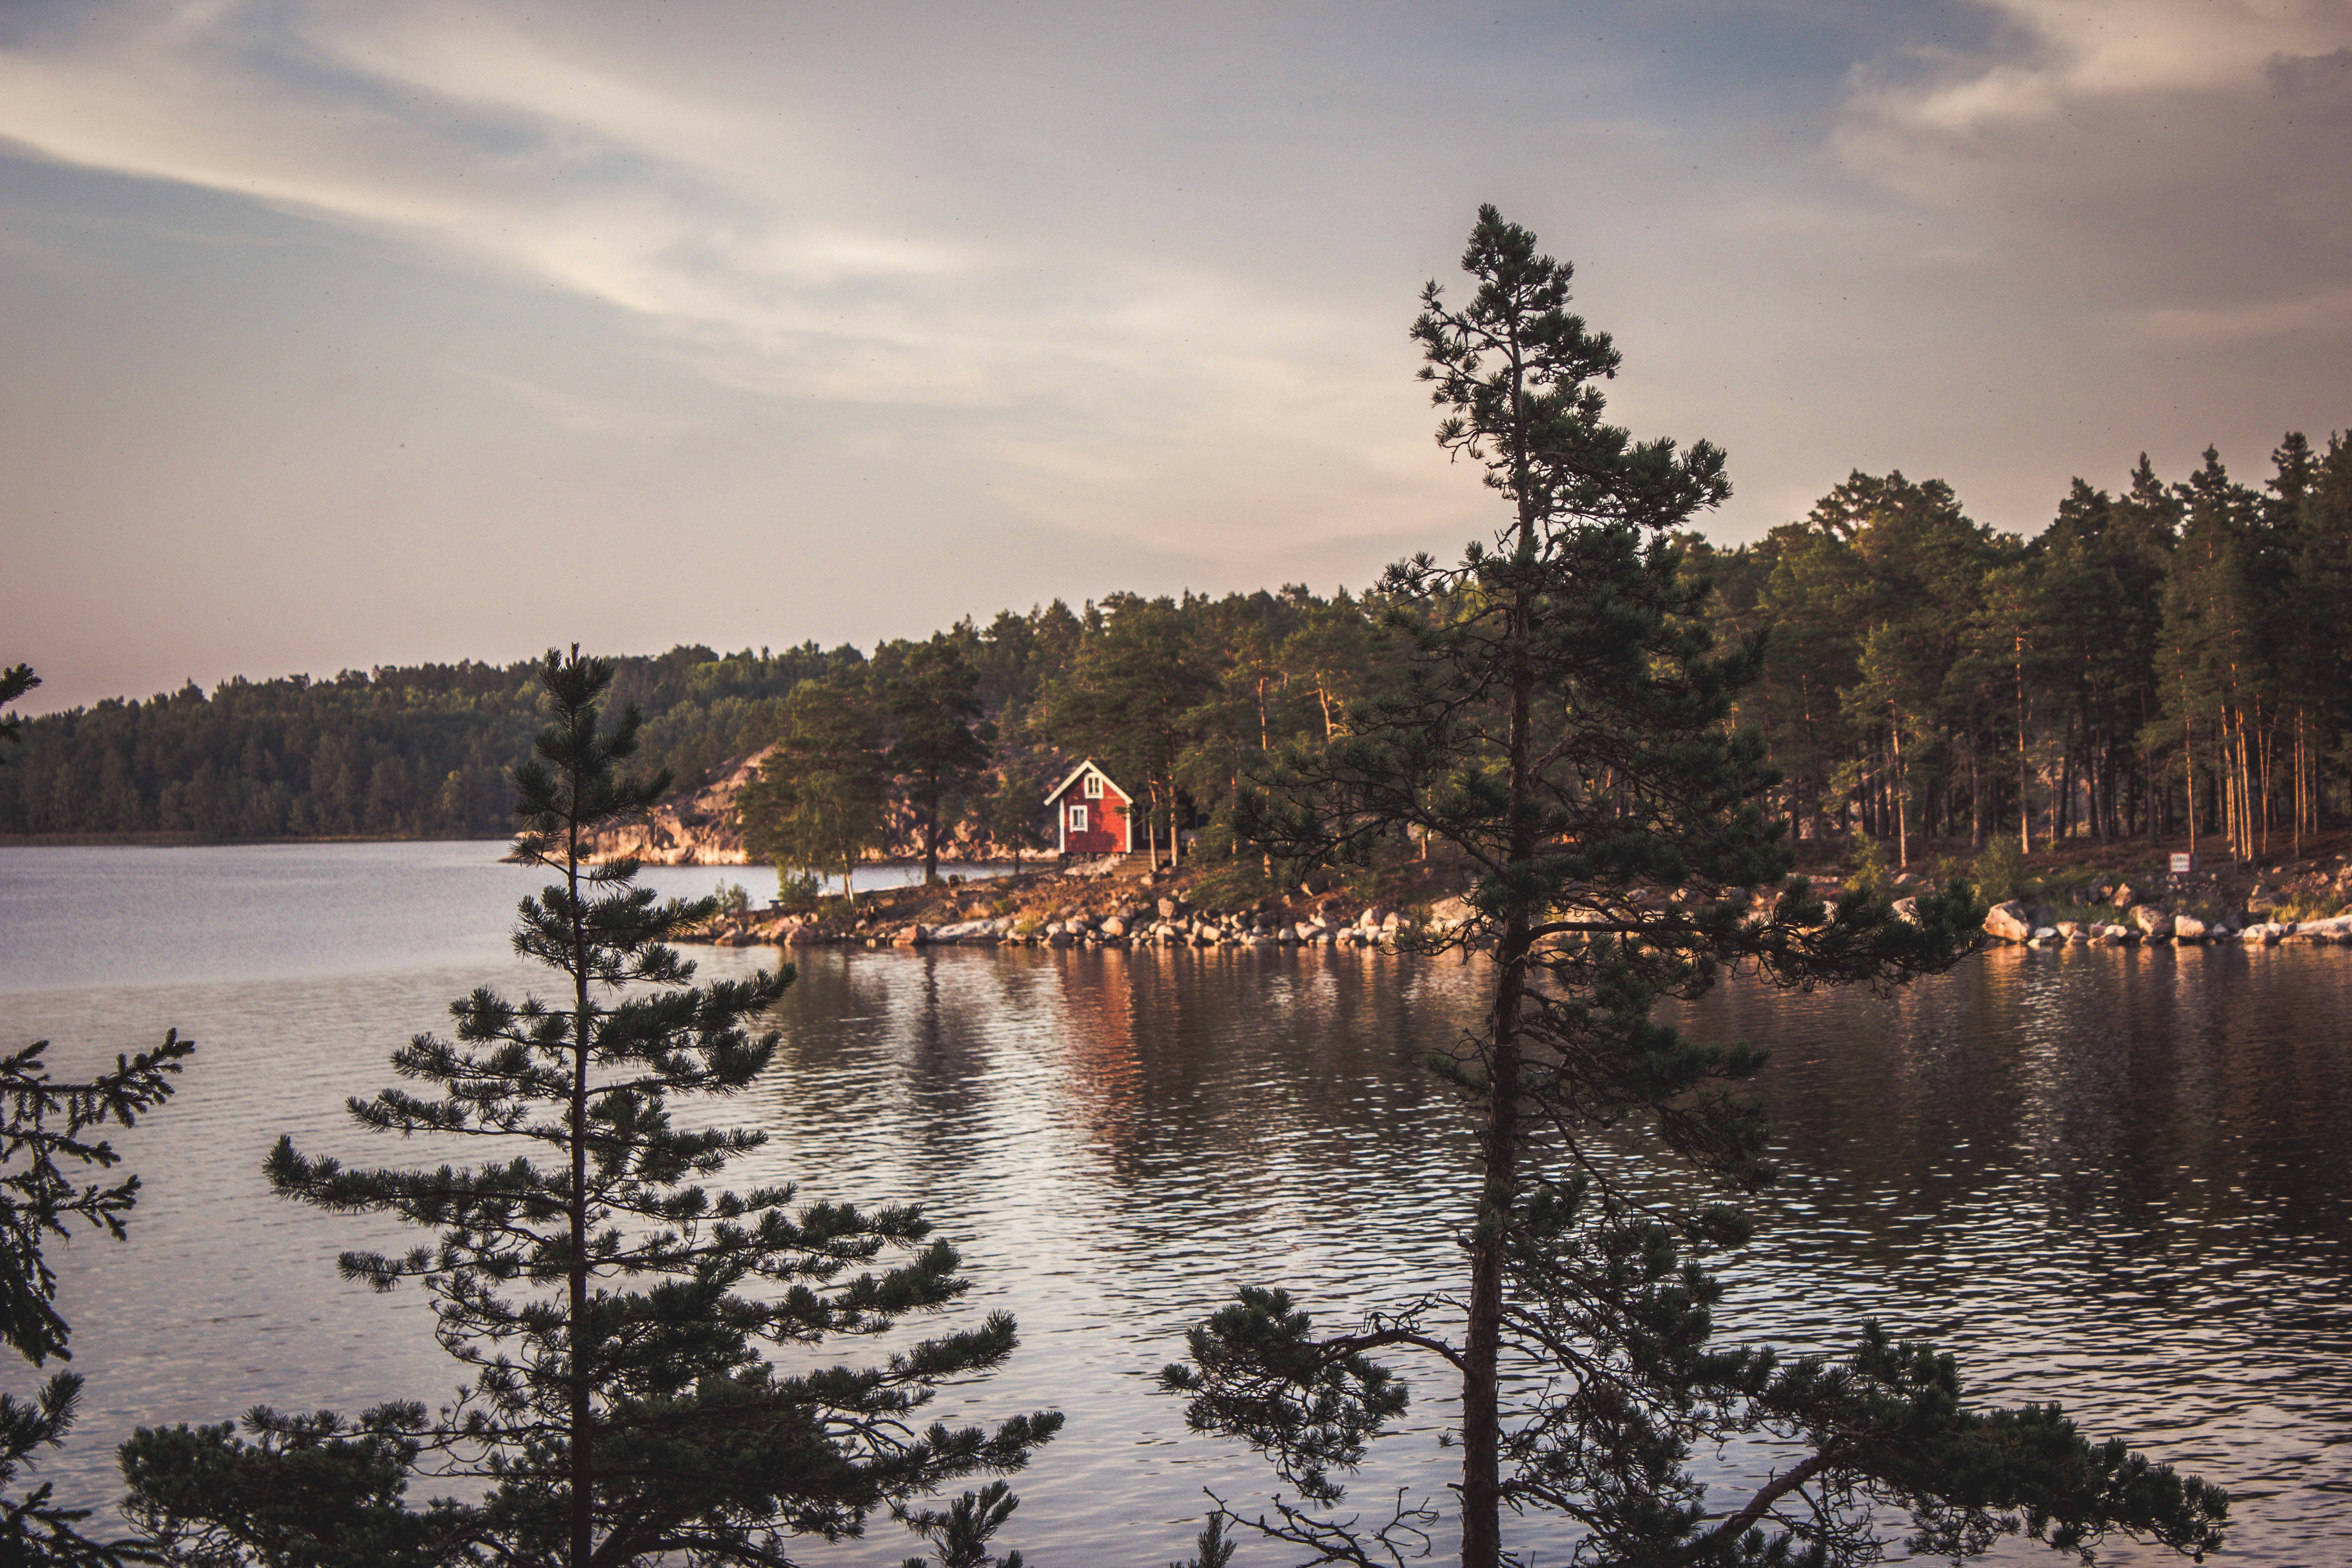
2172 915 2206 941
2130 905 2175 938
1892 896 1921 925
2112 883 2140 909
1099 916 1127 938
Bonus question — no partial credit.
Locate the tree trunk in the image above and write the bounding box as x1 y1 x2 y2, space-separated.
1891 716 1908 869
568 802 595 1568
1463 592 1533 1568
2016 637 2031 855
1462 376 1543 1568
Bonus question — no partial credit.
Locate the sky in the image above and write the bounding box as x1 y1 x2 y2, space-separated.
4 0 2347 712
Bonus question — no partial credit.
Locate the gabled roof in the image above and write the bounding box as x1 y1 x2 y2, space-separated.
1043 758 1127 804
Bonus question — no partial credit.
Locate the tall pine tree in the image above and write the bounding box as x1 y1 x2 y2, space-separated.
130 648 1057 1566
1168 208 2226 1568
879 639 995 885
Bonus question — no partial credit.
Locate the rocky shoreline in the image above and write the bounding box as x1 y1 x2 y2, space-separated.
674 853 1479 954
1966 853 2352 948
685 884 1479 952
675 849 2352 957
1978 894 2352 948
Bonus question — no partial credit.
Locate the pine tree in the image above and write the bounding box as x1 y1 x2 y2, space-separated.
879 640 996 884
740 669 889 904
0 663 37 755
0 661 197 1565
1167 208 2225 1568
0 1031 194 1565
130 649 1058 1566
1044 594 1217 869
981 763 1049 871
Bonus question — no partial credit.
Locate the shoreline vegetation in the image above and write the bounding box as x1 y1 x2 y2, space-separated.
5 421 2350 880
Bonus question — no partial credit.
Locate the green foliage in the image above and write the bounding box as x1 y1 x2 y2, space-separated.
1168 1513 1236 1568
740 671 888 902
774 867 824 910
2276 886 2344 921
1971 834 2034 904
1176 207 2218 1568
1043 594 1220 864
1846 832 1893 900
0 647 839 841
708 881 752 924
119 1408 480 1568
1336 833 1421 908
894 1480 1026 1568
0 1034 193 1367
0 1029 194 1567
124 650 1057 1566
981 764 1048 869
1183 858 1276 914
0 663 38 759
879 639 996 882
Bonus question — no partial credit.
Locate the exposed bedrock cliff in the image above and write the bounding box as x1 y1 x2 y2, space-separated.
582 750 769 865
581 749 1039 867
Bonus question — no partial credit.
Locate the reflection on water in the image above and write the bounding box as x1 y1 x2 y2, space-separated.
1 845 2347 1564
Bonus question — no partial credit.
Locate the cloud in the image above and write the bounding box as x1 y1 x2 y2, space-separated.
0 0 1480 577
1829 0 2352 332
0 5 1357 409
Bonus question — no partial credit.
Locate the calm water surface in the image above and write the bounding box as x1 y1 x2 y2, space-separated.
2 844 2347 1565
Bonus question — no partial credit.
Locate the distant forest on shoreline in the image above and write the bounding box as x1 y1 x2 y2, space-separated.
8 429 2350 864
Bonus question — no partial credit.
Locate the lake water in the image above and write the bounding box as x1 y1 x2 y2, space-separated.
2 843 2347 1565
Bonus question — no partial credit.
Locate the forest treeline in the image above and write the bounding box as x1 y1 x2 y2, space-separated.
7 429 2349 862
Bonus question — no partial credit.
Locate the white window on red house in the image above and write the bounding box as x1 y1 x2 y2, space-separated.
1069 804 1088 833
1083 772 1104 799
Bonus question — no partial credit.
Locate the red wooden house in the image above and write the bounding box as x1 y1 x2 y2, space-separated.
1044 759 1132 856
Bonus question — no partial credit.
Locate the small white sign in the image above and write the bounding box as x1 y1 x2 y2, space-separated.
2170 852 2195 874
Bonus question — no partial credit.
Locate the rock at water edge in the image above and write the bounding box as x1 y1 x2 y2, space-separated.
1984 901 2034 942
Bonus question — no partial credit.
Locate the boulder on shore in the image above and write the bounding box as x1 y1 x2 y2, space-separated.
1984 901 2034 942
2171 915 2206 941
2131 905 2175 939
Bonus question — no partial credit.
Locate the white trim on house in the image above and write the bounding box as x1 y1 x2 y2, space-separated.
1043 758 1112 805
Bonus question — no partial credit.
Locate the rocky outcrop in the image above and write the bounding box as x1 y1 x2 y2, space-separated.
582 749 772 865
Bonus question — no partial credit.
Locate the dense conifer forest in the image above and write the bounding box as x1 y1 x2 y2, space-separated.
6 430 2347 861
